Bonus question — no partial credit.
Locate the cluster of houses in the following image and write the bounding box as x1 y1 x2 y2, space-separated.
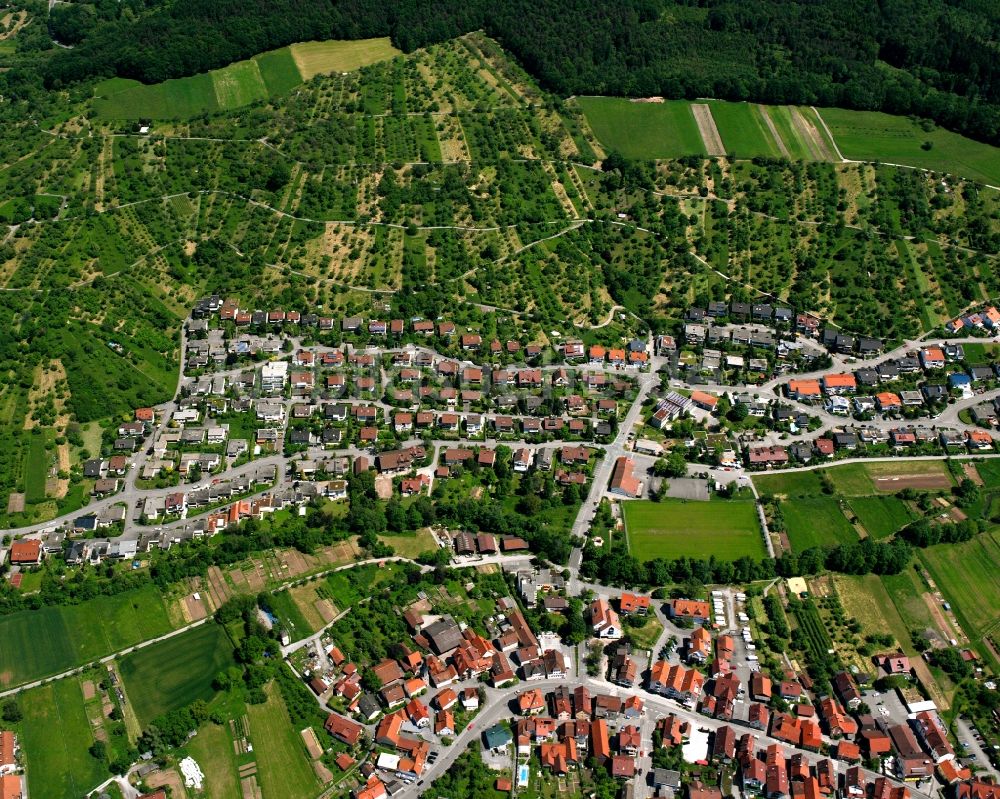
0 731 22 799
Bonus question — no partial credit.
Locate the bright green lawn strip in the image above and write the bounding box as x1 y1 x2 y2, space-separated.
24 431 49 503
254 48 304 96
21 679 105 799
782 497 857 551
707 101 781 158
974 459 1000 489
577 97 706 159
623 498 764 561
120 623 234 727
247 682 319 799
752 470 823 498
848 496 915 539
824 463 876 495
819 108 1000 186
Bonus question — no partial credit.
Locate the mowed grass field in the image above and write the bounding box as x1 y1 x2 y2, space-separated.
623 498 765 561
289 38 401 79
94 38 399 120
21 678 106 799
819 108 1000 186
706 102 782 158
0 584 173 689
578 97 707 159
752 470 824 498
782 497 857 550
247 682 320 799
120 623 234 727
848 496 915 539
920 531 1000 639
184 720 242 799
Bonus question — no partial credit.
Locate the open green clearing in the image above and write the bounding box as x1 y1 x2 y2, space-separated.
920 532 1000 641
782 497 858 550
289 38 401 79
212 59 268 108
0 584 173 689
20 678 105 799
120 623 234 727
824 463 876 495
752 470 824 498
819 108 1000 186
247 682 320 799
577 97 706 159
623 498 765 561
184 720 242 799
706 102 782 158
848 496 915 539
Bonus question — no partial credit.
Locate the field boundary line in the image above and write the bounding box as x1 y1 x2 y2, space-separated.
810 107 845 161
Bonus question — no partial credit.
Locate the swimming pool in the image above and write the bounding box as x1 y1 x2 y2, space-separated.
517 763 530 787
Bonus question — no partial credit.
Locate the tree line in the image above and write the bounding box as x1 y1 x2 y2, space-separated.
22 0 1000 147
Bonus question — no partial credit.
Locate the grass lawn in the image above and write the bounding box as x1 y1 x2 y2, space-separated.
380 527 437 558
819 108 1000 186
973 459 1000 489
707 101 782 158
120 623 234 727
21 678 105 799
823 463 875 495
623 498 765 561
782 497 858 550
625 614 663 650
184 721 242 799
247 682 319 799
93 72 219 119
24 431 50 503
212 59 269 109
847 496 915 539
752 470 824 498
881 567 936 633
578 97 706 159
290 38 401 80
0 584 173 689
920 532 1000 639
255 47 304 96
267 588 314 641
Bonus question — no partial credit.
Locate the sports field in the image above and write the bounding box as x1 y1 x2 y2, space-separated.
782 497 857 550
847 496 914 539
577 98 707 159
623 498 765 561
93 38 400 120
120 623 234 727
818 108 1000 186
247 682 319 799
0 584 173 688
290 38 401 80
21 678 105 799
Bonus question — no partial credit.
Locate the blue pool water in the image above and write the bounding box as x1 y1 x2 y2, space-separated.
518 763 530 787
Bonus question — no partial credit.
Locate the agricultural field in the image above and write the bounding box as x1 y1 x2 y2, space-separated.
576 98 706 159
752 470 824 498
19 678 106 799
920 532 1000 647
93 38 400 120
705 102 783 158
247 682 320 799
782 497 857 550
119 623 235 727
289 38 401 79
0 584 173 689
818 108 1000 186
183 720 243 799
623 498 765 561
847 496 915 539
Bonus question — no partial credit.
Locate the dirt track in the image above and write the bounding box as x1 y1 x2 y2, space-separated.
790 107 834 161
691 104 725 156
874 474 953 491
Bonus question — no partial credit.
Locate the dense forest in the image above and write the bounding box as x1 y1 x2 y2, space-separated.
21 0 1000 146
